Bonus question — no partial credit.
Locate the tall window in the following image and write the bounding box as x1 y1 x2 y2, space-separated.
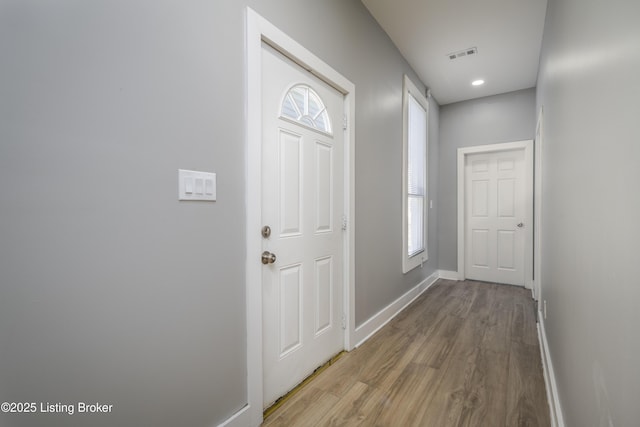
402 75 429 273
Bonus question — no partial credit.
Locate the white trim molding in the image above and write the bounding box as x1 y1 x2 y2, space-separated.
538 314 566 427
353 272 439 347
533 106 544 301
438 270 460 281
456 140 534 288
216 404 250 427
244 7 356 426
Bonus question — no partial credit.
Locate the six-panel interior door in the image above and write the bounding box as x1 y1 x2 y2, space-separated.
261 43 345 407
465 149 526 285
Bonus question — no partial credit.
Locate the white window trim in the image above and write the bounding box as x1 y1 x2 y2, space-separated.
402 75 429 273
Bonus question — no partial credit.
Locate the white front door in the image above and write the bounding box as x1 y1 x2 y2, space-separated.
261 43 345 407
465 149 527 285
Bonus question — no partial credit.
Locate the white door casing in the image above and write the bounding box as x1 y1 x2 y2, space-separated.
533 107 543 301
261 43 345 407
457 141 533 288
244 8 356 426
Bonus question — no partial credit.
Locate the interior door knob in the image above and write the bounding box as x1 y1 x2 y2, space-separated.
261 251 277 265
517 222 524 228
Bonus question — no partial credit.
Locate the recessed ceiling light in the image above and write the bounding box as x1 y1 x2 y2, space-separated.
472 79 485 86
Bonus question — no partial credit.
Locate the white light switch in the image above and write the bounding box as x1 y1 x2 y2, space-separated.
179 169 216 201
205 179 214 195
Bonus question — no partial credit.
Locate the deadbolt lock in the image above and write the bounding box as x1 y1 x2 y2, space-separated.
261 225 271 238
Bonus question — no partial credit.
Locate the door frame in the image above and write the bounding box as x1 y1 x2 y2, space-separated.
456 140 534 288
243 8 356 426
533 107 544 301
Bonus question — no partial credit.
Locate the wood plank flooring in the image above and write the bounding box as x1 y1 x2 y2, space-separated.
262 279 550 427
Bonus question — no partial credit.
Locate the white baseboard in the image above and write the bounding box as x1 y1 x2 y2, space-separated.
216 404 251 427
537 314 565 427
438 270 459 280
353 271 440 348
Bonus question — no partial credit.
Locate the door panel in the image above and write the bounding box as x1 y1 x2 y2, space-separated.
315 142 333 233
278 130 302 236
497 230 516 269
465 149 526 285
472 180 489 216
471 229 490 267
497 179 515 217
279 264 302 356
261 42 345 407
314 256 332 335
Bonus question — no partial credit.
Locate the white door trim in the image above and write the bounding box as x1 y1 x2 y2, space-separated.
533 107 544 301
457 140 534 288
244 8 355 426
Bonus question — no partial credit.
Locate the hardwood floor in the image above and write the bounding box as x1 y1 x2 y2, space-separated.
262 279 550 427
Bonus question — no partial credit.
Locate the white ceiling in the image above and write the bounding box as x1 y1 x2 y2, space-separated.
361 0 548 105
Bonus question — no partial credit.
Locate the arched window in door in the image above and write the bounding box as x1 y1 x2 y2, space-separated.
280 84 332 135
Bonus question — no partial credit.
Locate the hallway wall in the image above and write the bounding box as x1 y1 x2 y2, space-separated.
437 88 536 272
536 0 640 425
0 1 438 426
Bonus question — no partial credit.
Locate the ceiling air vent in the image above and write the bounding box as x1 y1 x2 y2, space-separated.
448 47 478 60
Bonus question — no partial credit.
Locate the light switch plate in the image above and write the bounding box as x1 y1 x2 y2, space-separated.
179 169 216 201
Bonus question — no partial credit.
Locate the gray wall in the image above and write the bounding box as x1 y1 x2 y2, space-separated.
437 89 536 271
0 1 438 426
536 0 640 425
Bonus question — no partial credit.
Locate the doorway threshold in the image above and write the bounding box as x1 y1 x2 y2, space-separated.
263 351 346 421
